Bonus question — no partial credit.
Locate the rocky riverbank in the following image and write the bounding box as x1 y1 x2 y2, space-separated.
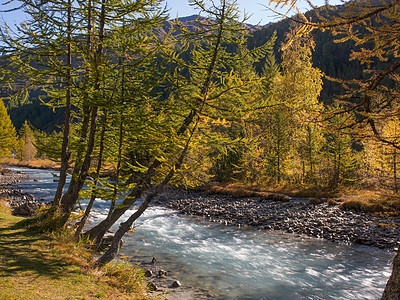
154 188 400 251
0 168 44 216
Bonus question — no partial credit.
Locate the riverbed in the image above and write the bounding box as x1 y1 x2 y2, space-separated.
7 167 397 299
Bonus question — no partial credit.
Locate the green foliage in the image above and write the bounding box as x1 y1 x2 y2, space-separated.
322 104 359 189
7 97 64 133
244 30 324 185
0 98 17 157
18 120 37 161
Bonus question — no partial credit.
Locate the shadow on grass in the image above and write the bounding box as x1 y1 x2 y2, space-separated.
0 220 78 280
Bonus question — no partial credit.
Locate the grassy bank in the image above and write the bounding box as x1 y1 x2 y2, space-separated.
203 183 400 215
0 158 60 170
0 209 149 300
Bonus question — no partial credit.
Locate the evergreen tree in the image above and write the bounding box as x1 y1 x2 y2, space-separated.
323 109 358 189
0 99 17 157
18 120 36 161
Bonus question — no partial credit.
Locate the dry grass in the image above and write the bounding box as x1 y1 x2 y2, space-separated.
203 182 338 199
204 183 290 201
0 212 150 300
0 200 11 215
0 158 60 170
338 191 400 215
203 182 400 215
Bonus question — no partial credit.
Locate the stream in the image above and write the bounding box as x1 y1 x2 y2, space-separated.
11 167 396 299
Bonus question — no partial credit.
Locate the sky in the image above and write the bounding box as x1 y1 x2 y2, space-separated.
165 0 285 25
0 0 343 27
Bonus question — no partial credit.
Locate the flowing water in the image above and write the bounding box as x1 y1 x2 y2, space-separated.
12 167 396 299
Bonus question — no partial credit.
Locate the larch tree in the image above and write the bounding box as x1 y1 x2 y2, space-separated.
0 99 17 157
0 0 85 221
262 28 323 184
18 120 36 161
91 0 274 266
1 0 168 229
363 117 400 194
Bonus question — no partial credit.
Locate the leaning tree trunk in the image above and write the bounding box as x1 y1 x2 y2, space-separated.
93 185 162 267
74 110 107 239
94 120 197 268
382 249 400 299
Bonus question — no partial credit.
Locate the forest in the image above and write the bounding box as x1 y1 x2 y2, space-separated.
0 0 399 298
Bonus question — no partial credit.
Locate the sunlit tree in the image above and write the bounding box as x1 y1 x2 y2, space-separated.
0 99 17 157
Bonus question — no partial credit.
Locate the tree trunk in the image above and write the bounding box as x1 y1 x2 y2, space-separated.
59 106 98 224
74 110 107 239
52 0 72 208
94 120 197 267
382 249 400 299
93 186 160 267
57 0 106 227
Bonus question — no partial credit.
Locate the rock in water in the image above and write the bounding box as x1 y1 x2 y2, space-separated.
171 280 181 288
144 269 153 277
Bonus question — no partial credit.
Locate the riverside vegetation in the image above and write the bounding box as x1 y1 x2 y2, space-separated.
0 0 400 298
0 207 149 299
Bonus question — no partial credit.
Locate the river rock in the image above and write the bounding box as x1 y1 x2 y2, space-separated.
0 188 43 216
144 269 153 277
171 280 181 288
0 168 11 175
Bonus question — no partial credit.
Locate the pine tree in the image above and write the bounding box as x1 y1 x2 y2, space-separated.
18 120 36 161
0 99 17 157
322 104 358 189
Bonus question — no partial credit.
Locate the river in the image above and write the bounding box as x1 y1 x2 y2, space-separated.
11 167 396 299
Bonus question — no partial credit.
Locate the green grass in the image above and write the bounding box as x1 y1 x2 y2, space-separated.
0 210 149 300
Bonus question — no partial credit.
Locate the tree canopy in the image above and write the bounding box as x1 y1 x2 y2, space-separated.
0 98 17 157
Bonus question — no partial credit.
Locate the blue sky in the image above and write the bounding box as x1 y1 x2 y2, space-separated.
164 0 344 25
1 0 343 27
165 0 285 25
